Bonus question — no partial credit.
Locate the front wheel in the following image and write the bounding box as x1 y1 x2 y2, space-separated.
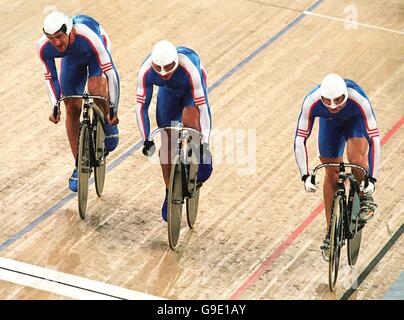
78 122 91 220
329 195 344 292
168 155 183 250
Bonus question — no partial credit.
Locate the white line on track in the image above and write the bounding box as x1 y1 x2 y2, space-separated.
0 257 164 300
303 11 404 35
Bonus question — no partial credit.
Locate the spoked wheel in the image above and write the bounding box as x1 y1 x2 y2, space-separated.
186 142 200 228
329 195 344 291
94 118 106 197
168 155 183 250
78 123 91 220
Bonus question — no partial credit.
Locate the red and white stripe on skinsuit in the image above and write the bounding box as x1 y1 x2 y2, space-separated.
178 53 211 144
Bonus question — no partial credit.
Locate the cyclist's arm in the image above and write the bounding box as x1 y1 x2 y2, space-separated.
37 40 61 108
294 96 317 178
135 65 154 141
350 90 381 179
193 81 211 145
181 55 211 144
366 132 380 179
75 24 120 114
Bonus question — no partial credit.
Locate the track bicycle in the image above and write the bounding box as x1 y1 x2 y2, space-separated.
148 124 203 250
54 93 114 219
311 162 368 292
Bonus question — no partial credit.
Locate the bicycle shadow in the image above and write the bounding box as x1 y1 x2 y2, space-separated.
135 248 184 299
46 208 84 272
315 264 361 300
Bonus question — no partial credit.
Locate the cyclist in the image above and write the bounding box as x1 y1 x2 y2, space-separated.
293 73 380 257
37 11 120 192
135 40 213 222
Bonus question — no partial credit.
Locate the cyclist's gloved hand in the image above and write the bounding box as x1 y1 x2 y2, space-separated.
142 140 156 156
302 174 318 192
49 106 60 124
360 176 376 195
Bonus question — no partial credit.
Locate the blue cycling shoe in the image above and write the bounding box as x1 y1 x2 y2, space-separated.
197 144 213 183
104 123 119 152
162 189 168 222
197 163 213 183
69 168 78 192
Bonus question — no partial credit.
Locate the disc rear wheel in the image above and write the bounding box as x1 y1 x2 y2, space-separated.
347 177 363 266
94 118 106 197
186 145 200 228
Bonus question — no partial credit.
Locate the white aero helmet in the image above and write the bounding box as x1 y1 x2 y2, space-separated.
43 11 73 36
150 40 179 76
320 73 348 109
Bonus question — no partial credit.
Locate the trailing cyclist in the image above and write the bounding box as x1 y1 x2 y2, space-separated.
293 74 380 258
37 11 120 192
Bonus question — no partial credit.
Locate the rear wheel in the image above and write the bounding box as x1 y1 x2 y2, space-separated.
186 142 200 228
329 195 344 291
347 228 363 266
94 118 106 197
168 155 183 250
78 123 91 220
346 177 363 266
186 188 200 228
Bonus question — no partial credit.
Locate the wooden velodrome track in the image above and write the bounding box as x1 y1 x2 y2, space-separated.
0 0 403 300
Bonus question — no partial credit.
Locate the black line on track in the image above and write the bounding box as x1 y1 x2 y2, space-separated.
340 224 403 300
0 266 127 300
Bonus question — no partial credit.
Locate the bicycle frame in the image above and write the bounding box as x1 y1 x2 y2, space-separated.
55 93 113 168
54 93 114 120
149 125 203 198
313 162 367 233
312 162 368 291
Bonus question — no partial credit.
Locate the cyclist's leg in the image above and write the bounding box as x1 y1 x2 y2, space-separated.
182 89 212 183
60 57 87 191
318 117 345 231
156 87 182 221
87 76 108 112
345 118 376 220
60 56 86 161
182 105 200 131
156 87 183 188
345 117 368 183
87 58 119 152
